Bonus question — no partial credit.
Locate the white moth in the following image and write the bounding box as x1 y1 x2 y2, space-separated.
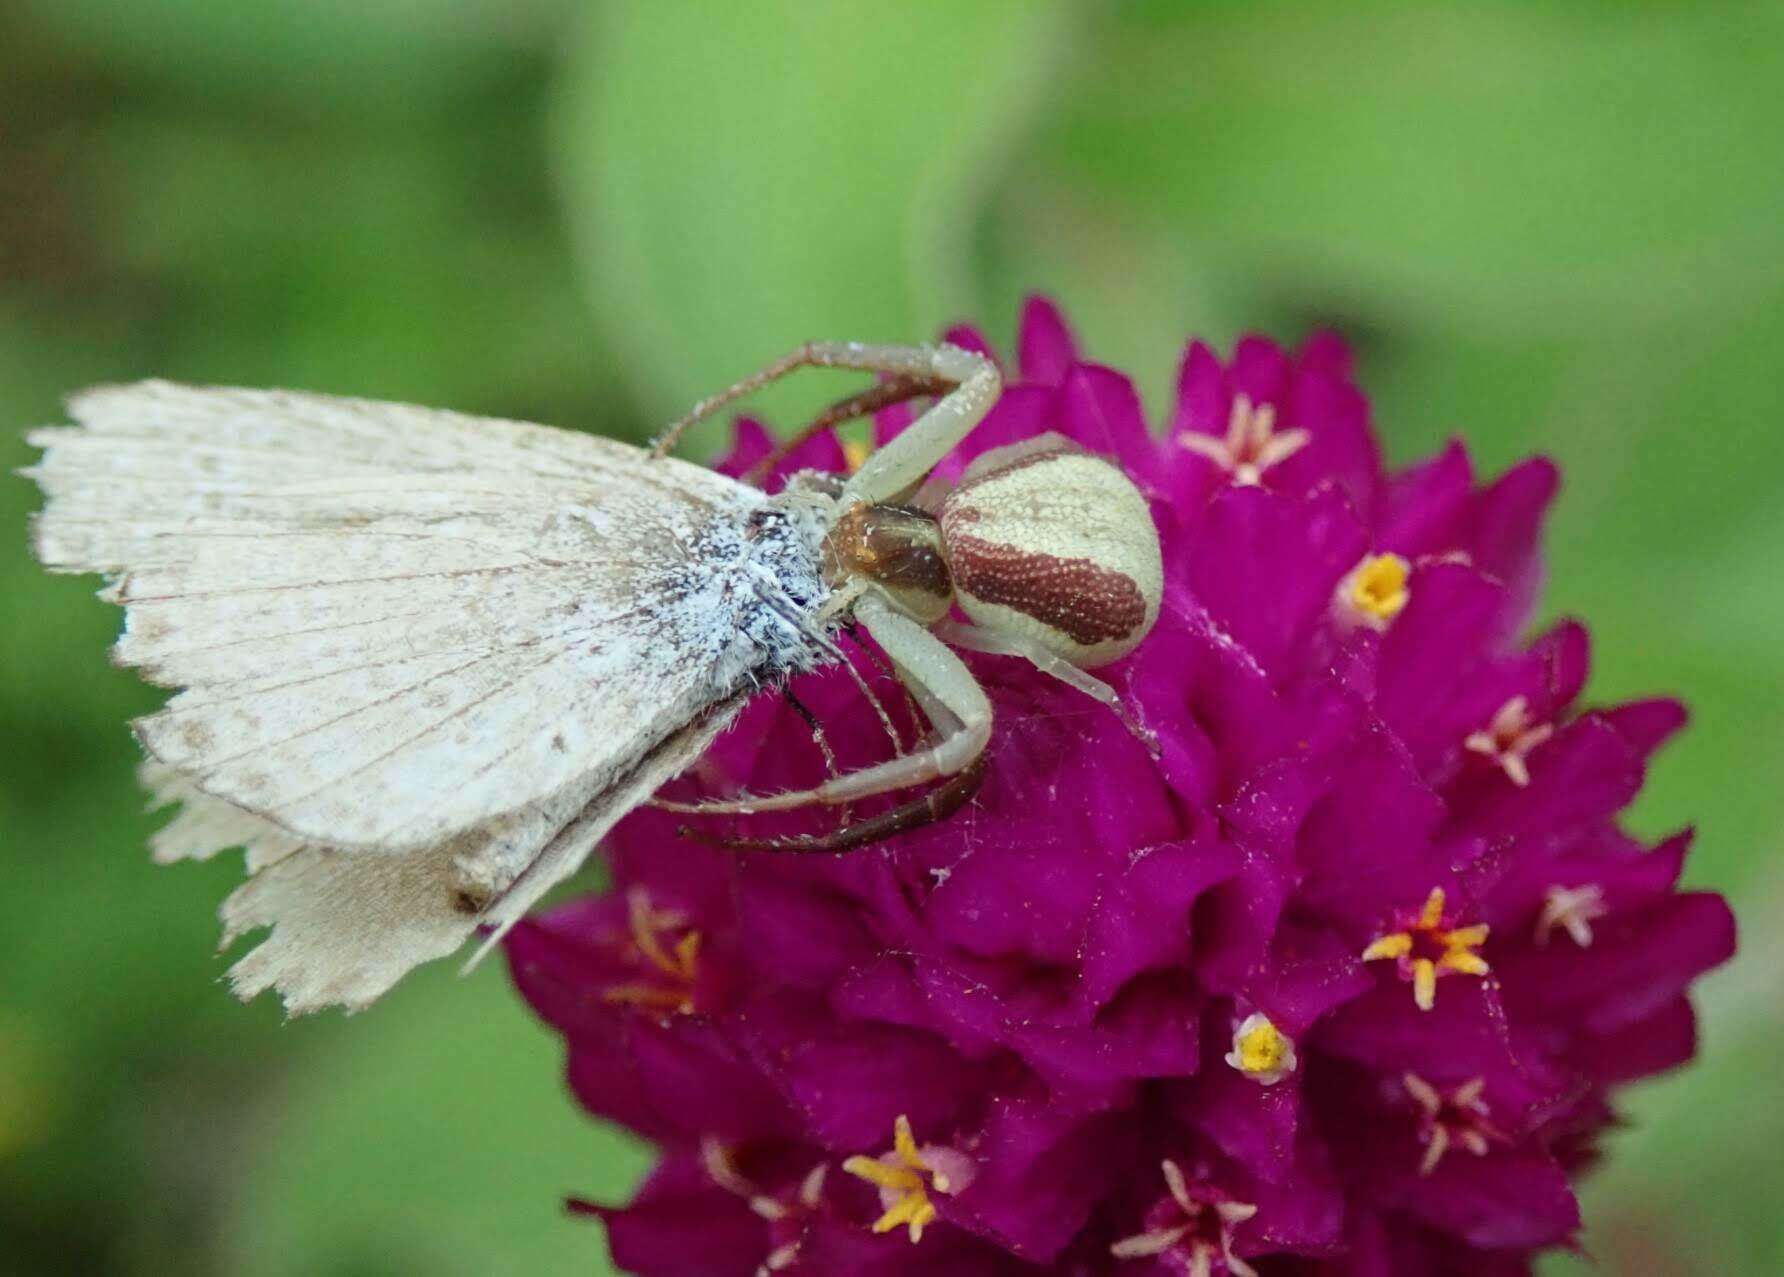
25 342 1163 1013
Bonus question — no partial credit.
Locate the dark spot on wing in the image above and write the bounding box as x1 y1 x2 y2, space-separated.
452 888 490 916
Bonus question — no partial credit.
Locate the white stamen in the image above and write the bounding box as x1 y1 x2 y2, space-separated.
1536 883 1608 947
1464 695 1555 787
1179 394 1310 486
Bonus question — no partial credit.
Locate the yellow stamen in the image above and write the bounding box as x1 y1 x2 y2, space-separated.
1362 887 1491 1012
842 1115 966 1244
841 1155 919 1191
842 436 873 472
1342 553 1411 629
1411 959 1438 1012
1441 950 1490 976
870 1188 937 1241
701 1140 827 1275
1110 1161 1259 1277
601 983 697 1011
1419 1123 1451 1177
1108 1224 1191 1259
628 888 700 981
1225 1013 1297 1085
761 1240 801 1272
1360 932 1413 962
891 1112 924 1165
602 887 701 1013
1443 922 1490 948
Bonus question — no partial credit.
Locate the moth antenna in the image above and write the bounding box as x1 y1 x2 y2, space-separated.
461 924 513 974
746 569 847 660
460 890 537 974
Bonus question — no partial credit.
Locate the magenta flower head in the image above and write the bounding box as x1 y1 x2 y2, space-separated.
506 299 1735 1275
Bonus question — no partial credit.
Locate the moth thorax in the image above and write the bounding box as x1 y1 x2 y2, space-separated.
822 501 953 624
937 433 1163 668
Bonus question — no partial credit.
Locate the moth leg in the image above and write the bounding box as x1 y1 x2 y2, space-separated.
780 685 852 826
932 619 1160 754
844 624 923 754
653 342 999 498
742 374 952 487
748 573 905 758
837 647 907 759
679 753 985 854
649 593 991 814
645 687 855 820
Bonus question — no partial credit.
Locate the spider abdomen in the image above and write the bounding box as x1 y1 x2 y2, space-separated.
938 434 1162 667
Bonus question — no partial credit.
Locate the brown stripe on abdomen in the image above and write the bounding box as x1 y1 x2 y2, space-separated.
945 533 1147 646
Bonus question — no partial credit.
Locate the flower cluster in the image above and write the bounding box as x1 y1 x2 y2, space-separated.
507 299 1735 1275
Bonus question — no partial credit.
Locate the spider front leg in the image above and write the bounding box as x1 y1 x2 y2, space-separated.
742 374 952 487
653 341 999 488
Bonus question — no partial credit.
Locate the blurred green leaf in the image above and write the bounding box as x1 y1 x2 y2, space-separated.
82 115 618 430
973 187 1241 420
224 968 643 1277
1017 1 1784 343
555 0 1074 448
19 0 573 118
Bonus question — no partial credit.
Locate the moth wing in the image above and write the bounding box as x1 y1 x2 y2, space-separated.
143 693 744 1014
28 381 758 852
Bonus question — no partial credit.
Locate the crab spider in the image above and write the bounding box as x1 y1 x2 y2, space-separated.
652 341 1165 851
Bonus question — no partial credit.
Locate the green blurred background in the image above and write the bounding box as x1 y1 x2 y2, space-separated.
2 2 1779 1273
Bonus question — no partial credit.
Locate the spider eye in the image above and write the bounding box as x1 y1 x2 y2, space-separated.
938 435 1162 668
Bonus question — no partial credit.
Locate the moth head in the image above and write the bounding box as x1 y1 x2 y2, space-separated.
936 434 1162 668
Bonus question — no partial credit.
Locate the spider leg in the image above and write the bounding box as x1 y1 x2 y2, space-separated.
652 342 996 472
742 374 951 487
679 753 985 855
933 619 1160 754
